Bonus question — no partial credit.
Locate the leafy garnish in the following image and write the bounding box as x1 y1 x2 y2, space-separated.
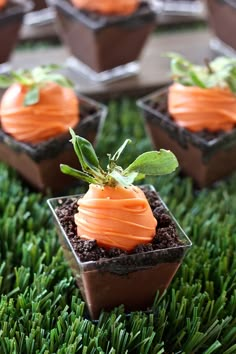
168 53 236 92
0 64 73 106
24 86 40 106
124 151 179 176
60 129 178 188
70 129 100 175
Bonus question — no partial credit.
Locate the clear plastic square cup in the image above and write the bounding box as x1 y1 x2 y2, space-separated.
0 94 107 192
0 1 33 72
207 0 236 56
48 185 192 320
137 88 236 188
47 0 156 83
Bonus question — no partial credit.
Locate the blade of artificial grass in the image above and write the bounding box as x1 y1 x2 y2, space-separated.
0 100 236 353
203 341 222 354
224 345 236 354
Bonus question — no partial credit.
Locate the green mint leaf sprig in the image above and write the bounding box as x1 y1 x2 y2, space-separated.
168 53 236 93
60 129 178 188
0 65 73 107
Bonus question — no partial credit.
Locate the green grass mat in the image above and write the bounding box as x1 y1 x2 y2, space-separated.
0 100 236 354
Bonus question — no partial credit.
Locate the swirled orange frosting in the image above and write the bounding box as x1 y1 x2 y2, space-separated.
75 184 157 251
168 83 236 132
0 82 79 144
71 0 139 16
0 0 7 10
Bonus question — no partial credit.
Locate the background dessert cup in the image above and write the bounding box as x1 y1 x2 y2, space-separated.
47 0 156 82
0 1 33 73
48 185 191 320
0 95 107 192
153 0 204 16
23 0 52 28
34 0 47 10
206 0 236 56
137 88 236 188
23 0 54 28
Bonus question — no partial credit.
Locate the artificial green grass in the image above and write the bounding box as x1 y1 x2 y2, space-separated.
0 100 236 354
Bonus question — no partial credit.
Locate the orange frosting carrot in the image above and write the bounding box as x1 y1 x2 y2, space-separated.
0 0 7 10
75 184 157 251
0 82 79 144
71 0 139 15
168 83 236 132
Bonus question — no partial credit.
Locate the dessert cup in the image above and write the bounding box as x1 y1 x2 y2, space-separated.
34 0 47 10
48 185 191 320
24 0 54 28
0 95 107 193
137 88 236 188
206 0 236 56
153 0 204 16
47 0 156 82
0 1 33 73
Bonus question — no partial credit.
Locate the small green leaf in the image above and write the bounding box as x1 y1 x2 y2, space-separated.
12 70 33 85
171 57 188 77
31 65 73 87
31 67 51 84
69 128 100 175
210 57 236 72
125 150 178 176
43 64 61 71
62 133 178 187
0 65 73 91
227 77 236 93
109 170 138 187
60 164 96 184
24 86 40 106
111 139 131 162
189 70 206 88
168 52 236 93
46 73 73 88
32 64 61 78
134 173 146 181
0 75 14 88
